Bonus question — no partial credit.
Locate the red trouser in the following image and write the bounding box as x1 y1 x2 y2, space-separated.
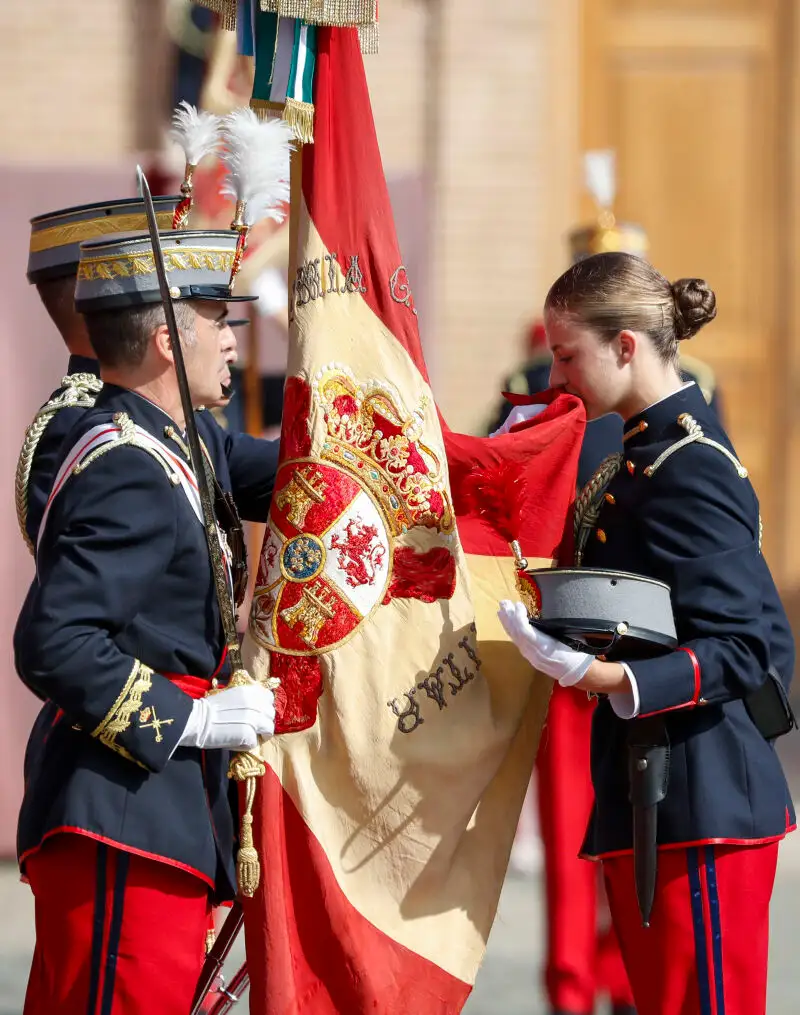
24 833 212 1015
603 842 779 1015
536 685 634 1012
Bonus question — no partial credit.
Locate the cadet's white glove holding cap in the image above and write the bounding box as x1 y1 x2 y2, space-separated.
497 600 593 687
178 683 276 752
490 403 548 438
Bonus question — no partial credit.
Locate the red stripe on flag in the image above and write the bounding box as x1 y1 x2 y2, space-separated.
303 29 586 564
243 767 473 1015
305 28 428 375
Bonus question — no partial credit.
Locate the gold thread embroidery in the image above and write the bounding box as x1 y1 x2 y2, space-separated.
313 366 454 535
279 581 337 647
275 468 327 529
29 211 174 255
77 249 234 282
92 660 154 760
138 706 175 743
15 372 103 553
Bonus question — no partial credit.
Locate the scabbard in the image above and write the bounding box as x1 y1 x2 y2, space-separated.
627 717 670 927
190 902 244 1015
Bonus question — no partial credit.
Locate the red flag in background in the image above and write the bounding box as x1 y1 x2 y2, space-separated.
241 26 585 1014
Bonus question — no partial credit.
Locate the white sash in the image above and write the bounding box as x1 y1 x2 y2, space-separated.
37 418 236 601
38 421 202 553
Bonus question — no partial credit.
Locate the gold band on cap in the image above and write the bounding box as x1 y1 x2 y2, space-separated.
30 211 175 255
77 248 234 282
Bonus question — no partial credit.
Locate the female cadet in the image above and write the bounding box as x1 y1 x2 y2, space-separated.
498 251 795 1015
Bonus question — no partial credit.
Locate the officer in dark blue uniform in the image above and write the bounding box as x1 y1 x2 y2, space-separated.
499 251 794 1015
16 229 280 1015
17 196 182 551
19 198 260 597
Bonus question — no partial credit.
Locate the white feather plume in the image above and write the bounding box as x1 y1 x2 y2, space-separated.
220 108 293 226
583 150 616 210
170 101 222 167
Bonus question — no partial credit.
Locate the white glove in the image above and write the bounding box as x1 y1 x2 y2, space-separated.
490 403 547 438
497 600 593 687
178 683 276 751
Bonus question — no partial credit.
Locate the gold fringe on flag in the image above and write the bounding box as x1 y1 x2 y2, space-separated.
249 98 287 121
249 97 314 144
283 97 315 144
259 0 376 26
357 21 379 55
195 0 238 31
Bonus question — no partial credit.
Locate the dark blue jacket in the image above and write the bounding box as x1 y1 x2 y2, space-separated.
578 383 795 856
15 384 278 899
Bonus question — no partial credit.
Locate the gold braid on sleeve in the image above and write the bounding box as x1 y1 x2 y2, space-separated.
15 373 103 553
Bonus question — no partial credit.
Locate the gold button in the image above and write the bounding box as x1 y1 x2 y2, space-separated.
169 285 181 299
596 529 607 543
626 460 635 475
604 493 616 505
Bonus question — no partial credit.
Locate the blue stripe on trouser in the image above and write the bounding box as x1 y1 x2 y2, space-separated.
99 851 130 1015
704 845 726 1015
86 844 108 1015
687 846 713 1015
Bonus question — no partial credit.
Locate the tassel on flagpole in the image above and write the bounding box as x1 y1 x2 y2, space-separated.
283 97 315 144
227 750 267 897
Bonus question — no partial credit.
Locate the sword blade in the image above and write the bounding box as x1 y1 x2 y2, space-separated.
135 166 207 498
135 165 243 669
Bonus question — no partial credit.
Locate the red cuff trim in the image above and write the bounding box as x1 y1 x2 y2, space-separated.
18 827 215 889
639 645 701 718
682 646 702 704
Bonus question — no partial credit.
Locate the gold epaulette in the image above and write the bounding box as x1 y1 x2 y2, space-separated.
679 354 717 406
643 414 748 480
15 372 103 554
72 413 183 484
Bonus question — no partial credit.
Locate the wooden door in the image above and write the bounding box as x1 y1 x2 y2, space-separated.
579 0 793 585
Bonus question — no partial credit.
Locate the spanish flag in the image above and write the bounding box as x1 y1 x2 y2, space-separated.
241 26 584 1013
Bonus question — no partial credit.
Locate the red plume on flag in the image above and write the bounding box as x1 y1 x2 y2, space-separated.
240 26 585 1015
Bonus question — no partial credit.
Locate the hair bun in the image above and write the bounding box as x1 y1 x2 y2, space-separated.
670 278 716 340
